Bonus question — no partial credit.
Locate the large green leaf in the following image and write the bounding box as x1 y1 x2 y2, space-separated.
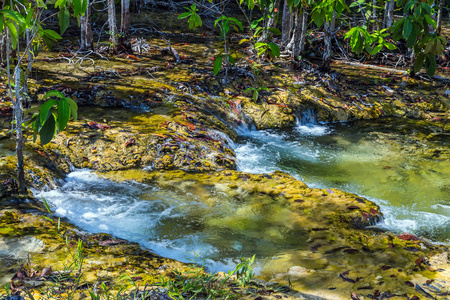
40 113 56 145
414 52 426 73
2 9 25 24
424 53 436 77
268 43 280 57
73 0 82 16
403 18 412 39
44 29 62 40
40 99 58 125
58 8 70 34
213 55 222 76
6 22 18 49
58 98 70 131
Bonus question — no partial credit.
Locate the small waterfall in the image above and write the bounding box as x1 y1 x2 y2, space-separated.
294 108 329 136
297 108 318 125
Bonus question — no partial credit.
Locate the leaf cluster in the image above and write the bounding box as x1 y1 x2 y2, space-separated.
25 91 78 145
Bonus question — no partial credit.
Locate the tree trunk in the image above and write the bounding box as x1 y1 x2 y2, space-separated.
285 7 298 51
384 0 395 28
321 11 336 72
108 0 118 49
281 0 292 47
14 66 26 192
0 31 6 67
80 0 93 51
372 0 377 31
436 0 444 33
293 8 308 60
121 0 130 38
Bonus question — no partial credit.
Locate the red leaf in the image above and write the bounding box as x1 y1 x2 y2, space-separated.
397 233 419 241
415 257 424 266
405 281 414 287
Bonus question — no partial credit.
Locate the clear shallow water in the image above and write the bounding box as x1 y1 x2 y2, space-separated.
235 118 450 242
36 170 307 273
36 117 450 274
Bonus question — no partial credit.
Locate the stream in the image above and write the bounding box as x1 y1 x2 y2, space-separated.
36 115 450 273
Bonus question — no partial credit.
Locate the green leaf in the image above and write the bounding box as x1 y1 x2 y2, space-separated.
414 52 426 73
385 43 397 50
58 8 70 34
213 55 222 76
268 27 282 35
40 113 56 145
404 0 418 13
424 14 435 27
372 44 383 55
424 53 436 76
58 98 70 131
228 17 243 31
403 18 412 39
178 12 191 19
40 99 58 125
81 0 88 16
43 90 65 99
73 0 82 16
267 42 280 57
66 98 78 121
2 9 25 24
254 42 265 49
6 22 18 49
54 0 66 9
229 55 235 65
44 29 62 40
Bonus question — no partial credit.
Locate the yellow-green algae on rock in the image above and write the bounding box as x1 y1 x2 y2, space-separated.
0 206 193 299
99 169 450 299
38 105 237 173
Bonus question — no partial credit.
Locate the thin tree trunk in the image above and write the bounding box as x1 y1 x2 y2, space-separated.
0 31 6 66
80 0 93 50
108 0 118 49
384 0 395 28
14 65 25 192
281 0 292 47
322 11 336 72
372 0 377 30
121 0 130 38
436 0 444 33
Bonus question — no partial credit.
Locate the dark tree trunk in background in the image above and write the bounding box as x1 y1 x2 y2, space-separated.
0 32 6 66
293 8 308 60
383 0 395 28
436 0 444 33
80 0 93 51
121 0 130 38
281 0 292 48
322 11 335 72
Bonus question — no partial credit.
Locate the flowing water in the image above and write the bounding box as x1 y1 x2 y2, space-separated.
36 114 450 273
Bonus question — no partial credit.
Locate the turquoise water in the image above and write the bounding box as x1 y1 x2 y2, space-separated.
235 117 450 241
